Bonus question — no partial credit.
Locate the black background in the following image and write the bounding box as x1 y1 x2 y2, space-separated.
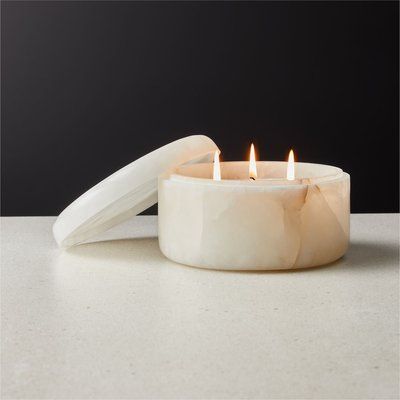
2 1 399 215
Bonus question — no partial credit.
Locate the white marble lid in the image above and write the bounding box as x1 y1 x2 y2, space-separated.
53 135 218 248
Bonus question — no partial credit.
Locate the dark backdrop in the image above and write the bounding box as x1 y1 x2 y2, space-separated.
2 1 399 215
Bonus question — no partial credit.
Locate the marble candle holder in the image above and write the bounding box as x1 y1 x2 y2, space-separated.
158 162 350 270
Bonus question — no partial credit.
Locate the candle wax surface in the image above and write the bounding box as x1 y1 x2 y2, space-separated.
174 161 343 184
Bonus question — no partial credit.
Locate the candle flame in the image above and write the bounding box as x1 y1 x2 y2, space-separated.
287 149 295 180
213 150 221 181
249 143 257 179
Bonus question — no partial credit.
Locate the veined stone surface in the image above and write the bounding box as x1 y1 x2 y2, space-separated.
159 162 350 270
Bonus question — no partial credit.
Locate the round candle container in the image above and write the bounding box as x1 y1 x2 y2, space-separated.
158 162 350 270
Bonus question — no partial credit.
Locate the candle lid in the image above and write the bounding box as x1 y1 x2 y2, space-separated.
53 135 218 248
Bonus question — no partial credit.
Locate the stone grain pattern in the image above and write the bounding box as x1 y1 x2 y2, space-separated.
159 173 350 270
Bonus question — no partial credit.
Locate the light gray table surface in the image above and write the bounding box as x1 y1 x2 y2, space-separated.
1 214 399 400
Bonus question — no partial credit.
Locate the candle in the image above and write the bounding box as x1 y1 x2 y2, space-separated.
287 149 295 181
53 135 350 271
158 145 350 270
249 143 257 180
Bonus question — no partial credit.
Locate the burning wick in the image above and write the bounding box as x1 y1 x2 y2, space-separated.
287 149 295 181
213 150 221 181
249 143 257 180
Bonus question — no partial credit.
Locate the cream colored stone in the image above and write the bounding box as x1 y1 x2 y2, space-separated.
53 135 218 248
158 161 350 270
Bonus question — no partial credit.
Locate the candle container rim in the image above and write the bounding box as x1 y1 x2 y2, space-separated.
168 161 347 189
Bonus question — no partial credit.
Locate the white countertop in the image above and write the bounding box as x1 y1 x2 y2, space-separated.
1 214 399 399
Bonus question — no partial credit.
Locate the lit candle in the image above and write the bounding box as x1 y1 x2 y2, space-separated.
158 143 350 271
53 134 350 272
249 143 257 180
287 149 295 180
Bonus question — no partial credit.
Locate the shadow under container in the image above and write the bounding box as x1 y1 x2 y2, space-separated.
158 161 350 271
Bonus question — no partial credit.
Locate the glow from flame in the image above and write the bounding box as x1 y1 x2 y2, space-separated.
213 150 221 181
249 143 257 179
287 149 295 180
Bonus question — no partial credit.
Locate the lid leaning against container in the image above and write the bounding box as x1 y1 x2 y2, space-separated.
53 135 218 248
